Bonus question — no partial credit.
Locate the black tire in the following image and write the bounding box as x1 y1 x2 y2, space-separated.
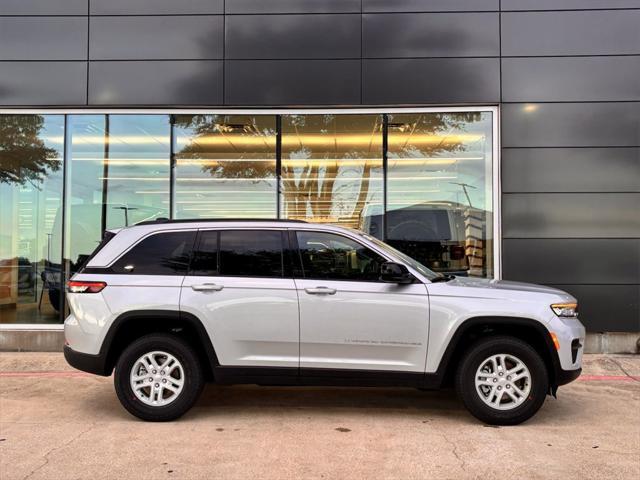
455 336 549 426
114 334 204 422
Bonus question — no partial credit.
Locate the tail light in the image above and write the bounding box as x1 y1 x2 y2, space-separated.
67 280 107 293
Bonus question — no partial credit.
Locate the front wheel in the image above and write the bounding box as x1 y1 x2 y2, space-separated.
455 336 549 425
114 334 204 421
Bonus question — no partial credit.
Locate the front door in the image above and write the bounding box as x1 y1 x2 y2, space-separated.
293 230 430 373
180 229 299 368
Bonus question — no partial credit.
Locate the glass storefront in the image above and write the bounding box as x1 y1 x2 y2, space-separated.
386 112 494 277
174 115 277 219
0 109 496 324
64 115 171 279
280 114 383 232
0 115 64 324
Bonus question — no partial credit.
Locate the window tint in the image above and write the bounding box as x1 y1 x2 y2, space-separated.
296 231 386 282
219 230 283 278
189 231 219 276
112 231 195 275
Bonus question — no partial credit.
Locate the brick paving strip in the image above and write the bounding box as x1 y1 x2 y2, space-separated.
0 370 637 381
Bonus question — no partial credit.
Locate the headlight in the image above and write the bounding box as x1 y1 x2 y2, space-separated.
551 302 578 317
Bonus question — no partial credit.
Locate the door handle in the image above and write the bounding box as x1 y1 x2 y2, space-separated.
191 283 224 292
304 287 337 295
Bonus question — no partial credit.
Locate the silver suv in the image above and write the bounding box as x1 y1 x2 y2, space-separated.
64 219 585 424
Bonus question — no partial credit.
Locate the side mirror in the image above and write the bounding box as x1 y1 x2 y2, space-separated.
379 262 414 284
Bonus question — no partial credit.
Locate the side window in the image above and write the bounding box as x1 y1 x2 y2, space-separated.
219 230 283 278
296 231 386 282
189 231 219 276
112 231 195 275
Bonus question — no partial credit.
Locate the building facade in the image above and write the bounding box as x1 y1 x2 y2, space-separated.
0 0 638 343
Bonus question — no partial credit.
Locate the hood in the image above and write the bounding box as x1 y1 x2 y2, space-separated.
446 277 566 295
434 276 577 304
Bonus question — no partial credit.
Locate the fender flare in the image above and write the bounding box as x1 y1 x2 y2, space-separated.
100 309 220 376
431 316 562 387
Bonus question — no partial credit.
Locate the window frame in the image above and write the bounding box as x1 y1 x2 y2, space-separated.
188 229 220 277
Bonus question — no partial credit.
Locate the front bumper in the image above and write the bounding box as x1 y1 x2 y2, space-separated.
63 344 111 376
548 315 586 371
555 367 582 386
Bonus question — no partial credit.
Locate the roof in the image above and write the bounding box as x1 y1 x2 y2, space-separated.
135 217 307 226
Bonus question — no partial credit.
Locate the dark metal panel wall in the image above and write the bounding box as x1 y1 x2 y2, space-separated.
227 0 360 14
225 59 360 105
502 57 640 102
502 103 640 147
89 61 223 105
502 239 640 285
226 14 360 59
502 148 640 193
0 17 87 60
90 0 223 15
500 4 640 332
362 13 500 57
89 16 224 60
501 10 640 56
0 0 87 15
502 0 640 11
363 0 499 12
363 58 499 104
0 1 505 107
0 62 87 105
502 193 640 238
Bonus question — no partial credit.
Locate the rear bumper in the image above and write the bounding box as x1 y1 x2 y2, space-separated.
63 344 110 376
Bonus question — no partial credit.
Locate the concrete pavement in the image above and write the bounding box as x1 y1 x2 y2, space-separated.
1 353 639 480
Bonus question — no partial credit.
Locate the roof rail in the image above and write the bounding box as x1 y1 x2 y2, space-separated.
135 218 307 226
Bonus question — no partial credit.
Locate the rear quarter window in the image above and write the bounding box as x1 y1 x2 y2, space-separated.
111 231 196 275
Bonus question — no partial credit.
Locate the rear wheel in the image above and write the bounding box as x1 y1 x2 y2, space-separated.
114 334 204 421
455 336 549 425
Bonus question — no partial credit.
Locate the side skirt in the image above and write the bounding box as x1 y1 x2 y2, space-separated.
212 366 442 389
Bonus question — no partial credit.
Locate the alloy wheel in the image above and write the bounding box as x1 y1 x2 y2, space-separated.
474 353 532 410
129 351 185 407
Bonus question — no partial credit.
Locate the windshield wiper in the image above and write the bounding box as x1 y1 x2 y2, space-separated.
431 274 455 283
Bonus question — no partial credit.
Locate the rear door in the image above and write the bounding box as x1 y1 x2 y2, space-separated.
180 229 299 368
292 230 430 373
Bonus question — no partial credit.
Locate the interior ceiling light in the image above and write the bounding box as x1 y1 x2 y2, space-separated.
215 123 252 133
388 122 411 132
59 133 482 147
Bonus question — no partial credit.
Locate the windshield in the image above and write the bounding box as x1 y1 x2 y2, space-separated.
356 232 442 281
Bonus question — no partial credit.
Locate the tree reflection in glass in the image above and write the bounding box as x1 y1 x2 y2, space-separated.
0 115 64 323
174 115 277 219
386 112 492 278
281 114 384 235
